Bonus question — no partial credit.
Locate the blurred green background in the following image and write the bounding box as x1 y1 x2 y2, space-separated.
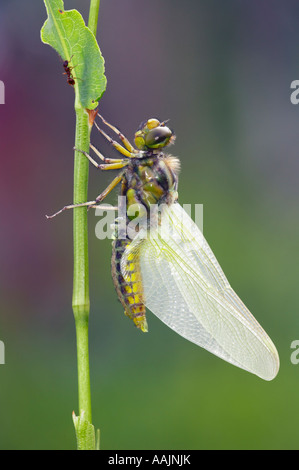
0 0 299 449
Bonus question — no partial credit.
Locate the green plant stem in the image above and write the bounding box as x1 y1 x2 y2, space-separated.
73 107 91 423
72 0 101 448
88 0 101 34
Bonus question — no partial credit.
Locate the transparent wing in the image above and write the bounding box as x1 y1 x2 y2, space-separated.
122 203 279 381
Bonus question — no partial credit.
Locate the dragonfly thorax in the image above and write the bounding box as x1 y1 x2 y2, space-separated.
122 153 180 212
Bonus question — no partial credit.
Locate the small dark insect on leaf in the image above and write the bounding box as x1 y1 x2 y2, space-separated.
41 5 107 108
62 56 76 86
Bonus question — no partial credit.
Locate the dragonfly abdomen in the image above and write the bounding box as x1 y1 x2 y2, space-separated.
111 238 148 332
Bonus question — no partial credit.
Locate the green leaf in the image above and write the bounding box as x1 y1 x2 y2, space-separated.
41 0 106 110
72 411 100 450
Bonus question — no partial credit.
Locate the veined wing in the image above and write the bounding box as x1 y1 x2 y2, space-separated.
122 203 279 381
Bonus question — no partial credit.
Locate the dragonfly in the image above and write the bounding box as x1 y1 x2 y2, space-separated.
48 114 280 381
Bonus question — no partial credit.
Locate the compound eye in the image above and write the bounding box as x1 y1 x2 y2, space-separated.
147 118 160 130
134 130 146 149
144 126 172 148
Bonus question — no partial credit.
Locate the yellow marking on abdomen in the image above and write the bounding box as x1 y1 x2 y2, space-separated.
111 238 148 332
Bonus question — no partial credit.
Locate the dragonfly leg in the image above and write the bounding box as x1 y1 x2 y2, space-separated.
46 202 118 219
99 161 129 171
46 173 124 218
97 113 136 153
93 173 124 204
46 200 101 219
74 146 125 167
89 143 124 163
88 204 118 210
94 120 136 158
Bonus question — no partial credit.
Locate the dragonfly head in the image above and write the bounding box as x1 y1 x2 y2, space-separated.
134 118 175 150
